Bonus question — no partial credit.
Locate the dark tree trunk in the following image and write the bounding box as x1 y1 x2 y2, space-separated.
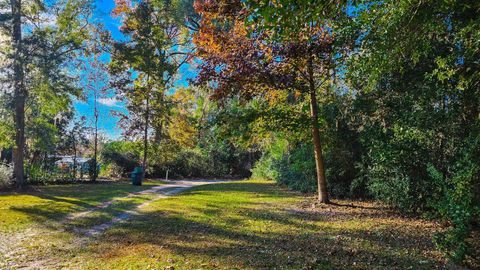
153 90 165 143
153 120 163 143
142 96 150 178
11 0 26 189
93 100 98 181
308 53 329 204
73 140 77 180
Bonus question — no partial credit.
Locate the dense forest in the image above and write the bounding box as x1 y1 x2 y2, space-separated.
0 0 479 264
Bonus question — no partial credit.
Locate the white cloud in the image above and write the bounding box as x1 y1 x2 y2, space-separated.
98 97 121 107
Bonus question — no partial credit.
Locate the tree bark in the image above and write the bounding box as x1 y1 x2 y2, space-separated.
11 0 26 189
73 140 77 180
308 53 329 203
142 95 150 178
93 95 98 181
153 120 163 143
153 90 165 143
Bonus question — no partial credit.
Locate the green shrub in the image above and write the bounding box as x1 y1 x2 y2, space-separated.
277 143 317 193
99 163 123 179
251 154 279 180
251 138 287 181
101 139 253 179
252 141 317 193
101 141 140 177
428 156 480 262
26 162 72 184
86 159 100 181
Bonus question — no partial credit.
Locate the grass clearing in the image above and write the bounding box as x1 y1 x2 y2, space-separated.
63 179 454 270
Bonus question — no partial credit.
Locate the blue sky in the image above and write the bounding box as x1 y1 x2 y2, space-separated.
73 0 196 140
73 0 126 140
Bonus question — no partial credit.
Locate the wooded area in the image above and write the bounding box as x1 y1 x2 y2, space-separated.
0 0 479 267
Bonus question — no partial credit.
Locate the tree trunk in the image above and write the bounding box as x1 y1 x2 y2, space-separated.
153 120 163 143
308 53 329 203
153 89 165 143
93 99 98 182
142 96 150 178
11 0 26 189
73 140 77 180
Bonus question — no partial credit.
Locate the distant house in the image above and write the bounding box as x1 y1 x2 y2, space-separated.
55 156 91 166
54 156 98 173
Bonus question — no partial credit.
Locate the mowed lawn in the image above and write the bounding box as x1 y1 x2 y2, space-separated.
1 179 459 269
71 180 451 270
0 179 165 233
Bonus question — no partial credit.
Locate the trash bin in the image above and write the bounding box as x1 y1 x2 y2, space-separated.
131 166 143 186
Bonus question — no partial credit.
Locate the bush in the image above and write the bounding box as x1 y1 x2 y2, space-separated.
0 163 12 189
252 135 363 196
277 143 317 193
428 153 480 262
26 162 70 184
360 125 433 212
99 163 123 179
252 140 317 193
100 139 254 179
251 154 279 181
86 159 100 181
101 142 139 177
156 148 208 178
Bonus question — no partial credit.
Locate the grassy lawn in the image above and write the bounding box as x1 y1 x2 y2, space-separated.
1 179 463 269
58 179 451 270
0 179 165 233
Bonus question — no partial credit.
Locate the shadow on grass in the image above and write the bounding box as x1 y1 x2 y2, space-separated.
81 181 446 270
90 212 440 269
4 182 158 227
2 180 454 269
327 201 383 210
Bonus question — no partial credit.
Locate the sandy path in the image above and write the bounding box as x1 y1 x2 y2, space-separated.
73 180 225 237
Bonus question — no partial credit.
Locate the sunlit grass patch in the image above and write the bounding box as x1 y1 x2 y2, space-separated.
0 179 165 233
70 179 447 270
64 193 158 229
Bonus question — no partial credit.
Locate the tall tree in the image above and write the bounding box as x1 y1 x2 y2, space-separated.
82 27 110 181
246 0 351 203
2 0 92 185
194 0 346 202
10 0 26 188
110 0 193 176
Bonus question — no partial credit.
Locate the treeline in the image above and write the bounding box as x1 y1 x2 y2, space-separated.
1 0 254 185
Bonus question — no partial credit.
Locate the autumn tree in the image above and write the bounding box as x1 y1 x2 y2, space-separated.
193 0 347 203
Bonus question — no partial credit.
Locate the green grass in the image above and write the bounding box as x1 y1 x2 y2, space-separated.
0 179 165 233
1 179 454 269
65 180 447 270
